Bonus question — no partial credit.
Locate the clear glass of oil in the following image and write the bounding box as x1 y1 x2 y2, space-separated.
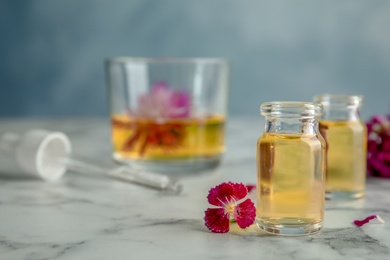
105 57 229 173
314 95 367 201
256 102 326 236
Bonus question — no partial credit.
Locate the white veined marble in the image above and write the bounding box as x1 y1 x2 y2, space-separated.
0 118 389 260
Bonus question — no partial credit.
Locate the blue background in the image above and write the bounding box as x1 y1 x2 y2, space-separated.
1 0 390 119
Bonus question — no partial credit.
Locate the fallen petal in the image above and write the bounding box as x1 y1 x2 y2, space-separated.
246 184 256 193
353 215 385 227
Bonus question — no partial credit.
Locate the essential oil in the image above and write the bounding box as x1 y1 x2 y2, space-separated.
319 120 367 199
257 132 325 233
111 114 225 160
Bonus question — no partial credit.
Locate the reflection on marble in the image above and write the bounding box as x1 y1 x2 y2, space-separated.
0 118 389 260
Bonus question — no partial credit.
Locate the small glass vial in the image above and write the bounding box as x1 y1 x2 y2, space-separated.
314 95 367 201
256 102 325 236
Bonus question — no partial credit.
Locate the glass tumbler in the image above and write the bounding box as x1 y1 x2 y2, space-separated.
314 95 367 200
256 102 326 236
105 57 229 173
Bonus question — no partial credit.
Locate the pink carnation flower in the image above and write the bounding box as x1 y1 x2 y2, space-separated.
366 115 390 178
204 182 256 233
134 82 191 119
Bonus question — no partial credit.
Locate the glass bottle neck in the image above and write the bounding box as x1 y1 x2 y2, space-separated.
264 116 319 135
321 107 361 121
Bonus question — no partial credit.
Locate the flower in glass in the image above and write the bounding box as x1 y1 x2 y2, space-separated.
133 81 191 120
119 82 191 155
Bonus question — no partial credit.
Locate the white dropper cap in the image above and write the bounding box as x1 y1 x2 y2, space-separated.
0 129 71 181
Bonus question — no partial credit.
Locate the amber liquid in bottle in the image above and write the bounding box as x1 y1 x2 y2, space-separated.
257 133 325 233
319 120 367 200
111 114 225 160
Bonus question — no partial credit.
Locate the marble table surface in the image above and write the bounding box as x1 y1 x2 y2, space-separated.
0 118 389 260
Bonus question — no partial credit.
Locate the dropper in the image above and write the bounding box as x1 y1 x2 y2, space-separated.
0 129 182 194
62 156 182 194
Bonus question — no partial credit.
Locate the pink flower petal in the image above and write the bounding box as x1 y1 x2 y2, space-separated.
168 91 190 118
378 152 390 162
134 82 191 119
207 182 249 206
246 184 256 193
204 208 230 233
151 81 169 92
366 114 390 178
207 182 235 206
370 157 390 177
233 198 256 229
353 215 385 227
383 138 390 152
230 182 249 201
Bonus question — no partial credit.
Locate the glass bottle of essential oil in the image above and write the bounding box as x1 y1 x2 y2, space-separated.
314 95 367 201
256 102 326 236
